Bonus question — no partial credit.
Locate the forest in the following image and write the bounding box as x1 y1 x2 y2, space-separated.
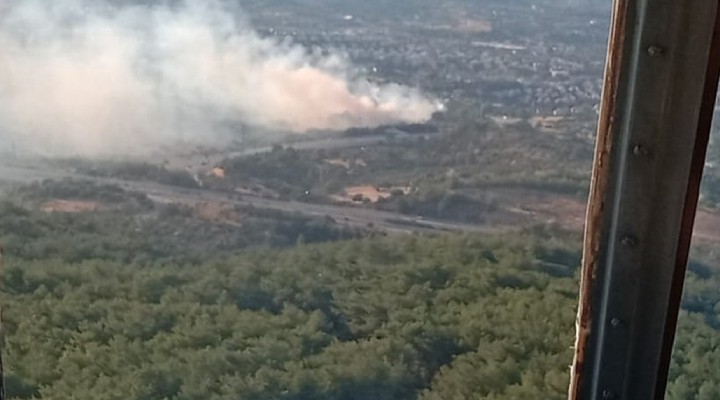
1 182 719 399
0 180 364 265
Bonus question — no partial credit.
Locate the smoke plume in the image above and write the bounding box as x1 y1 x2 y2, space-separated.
0 0 439 156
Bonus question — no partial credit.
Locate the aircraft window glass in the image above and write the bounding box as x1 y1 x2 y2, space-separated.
0 1 622 399
665 94 720 400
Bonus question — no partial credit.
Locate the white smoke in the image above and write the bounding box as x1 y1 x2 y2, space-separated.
0 0 439 157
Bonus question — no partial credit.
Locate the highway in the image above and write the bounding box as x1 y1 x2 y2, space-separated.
0 161 508 235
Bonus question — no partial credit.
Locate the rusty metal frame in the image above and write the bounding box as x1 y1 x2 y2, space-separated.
569 0 720 399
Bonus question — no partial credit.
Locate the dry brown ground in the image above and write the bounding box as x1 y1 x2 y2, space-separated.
332 185 412 204
505 191 720 245
41 200 103 213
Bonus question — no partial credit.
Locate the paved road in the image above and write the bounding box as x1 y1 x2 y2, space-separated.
0 162 509 235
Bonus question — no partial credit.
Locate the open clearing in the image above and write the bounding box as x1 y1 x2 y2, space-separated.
41 200 103 213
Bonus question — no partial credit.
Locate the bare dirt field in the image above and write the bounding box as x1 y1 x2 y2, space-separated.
194 201 243 225
690 210 720 244
504 189 720 245
41 200 103 213
332 185 411 204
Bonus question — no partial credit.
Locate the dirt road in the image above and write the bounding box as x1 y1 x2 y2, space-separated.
0 162 507 235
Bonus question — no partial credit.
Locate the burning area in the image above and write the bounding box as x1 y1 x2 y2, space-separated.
0 0 440 157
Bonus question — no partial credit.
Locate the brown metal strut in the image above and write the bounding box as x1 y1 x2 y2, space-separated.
569 0 720 399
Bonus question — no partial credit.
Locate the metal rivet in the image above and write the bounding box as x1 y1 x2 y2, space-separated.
610 318 623 328
632 145 649 157
647 45 664 56
621 235 638 247
602 390 616 399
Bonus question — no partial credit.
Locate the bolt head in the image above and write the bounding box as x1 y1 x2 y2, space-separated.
632 145 649 156
621 235 638 247
647 45 664 56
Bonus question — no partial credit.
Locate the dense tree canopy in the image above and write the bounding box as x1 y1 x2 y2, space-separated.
0 225 717 399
